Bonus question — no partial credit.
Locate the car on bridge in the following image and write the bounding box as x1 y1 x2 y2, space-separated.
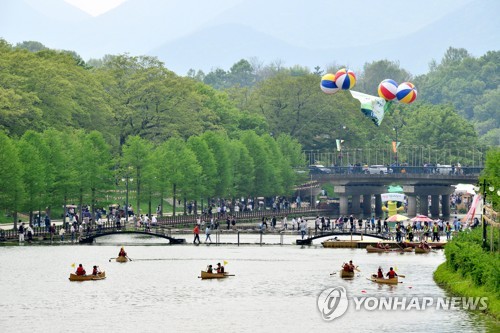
364 165 393 174
436 164 453 175
308 164 332 174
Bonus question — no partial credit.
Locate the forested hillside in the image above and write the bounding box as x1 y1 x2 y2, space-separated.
2 40 494 153
0 39 497 224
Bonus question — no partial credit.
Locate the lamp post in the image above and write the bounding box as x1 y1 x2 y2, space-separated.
121 174 133 222
481 179 496 249
393 126 399 166
338 125 347 173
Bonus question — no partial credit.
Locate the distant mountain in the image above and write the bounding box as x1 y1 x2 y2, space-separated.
1 0 243 58
1 0 498 76
151 0 500 75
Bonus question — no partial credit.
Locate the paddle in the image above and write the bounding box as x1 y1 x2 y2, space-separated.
398 274 406 278
108 257 115 262
126 256 133 261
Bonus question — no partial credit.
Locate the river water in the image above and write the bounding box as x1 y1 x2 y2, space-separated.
0 235 497 333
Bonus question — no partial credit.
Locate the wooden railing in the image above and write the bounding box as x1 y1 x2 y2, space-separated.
0 207 330 241
156 206 330 226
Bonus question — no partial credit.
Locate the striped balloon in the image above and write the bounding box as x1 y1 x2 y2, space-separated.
320 73 340 94
334 68 356 90
396 82 418 104
377 79 398 101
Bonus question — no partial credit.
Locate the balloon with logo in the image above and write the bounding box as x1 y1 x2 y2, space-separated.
334 68 356 90
377 79 398 101
320 73 340 94
396 82 417 104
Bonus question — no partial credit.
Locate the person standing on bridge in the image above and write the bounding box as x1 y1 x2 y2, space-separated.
349 215 354 232
193 224 200 244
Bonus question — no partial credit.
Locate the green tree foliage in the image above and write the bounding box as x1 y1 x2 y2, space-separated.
156 138 201 215
480 148 500 210
0 132 23 227
275 134 306 168
443 228 499 295
228 140 255 198
17 131 46 222
41 129 77 214
0 40 113 138
201 132 232 197
399 104 478 150
121 135 154 216
15 41 48 52
415 47 499 144
358 59 412 95
240 131 274 197
187 136 218 200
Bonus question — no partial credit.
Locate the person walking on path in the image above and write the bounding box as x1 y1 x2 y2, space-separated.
50 223 56 243
18 222 25 243
205 226 212 243
193 224 201 244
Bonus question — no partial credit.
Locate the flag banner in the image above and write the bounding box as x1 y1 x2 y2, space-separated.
336 139 343 152
392 141 400 152
350 90 393 126
381 193 405 202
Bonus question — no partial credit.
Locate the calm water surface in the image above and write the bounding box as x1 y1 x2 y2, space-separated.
0 235 497 333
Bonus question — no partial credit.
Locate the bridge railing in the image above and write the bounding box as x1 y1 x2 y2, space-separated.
0 220 174 241
156 207 330 227
310 166 483 175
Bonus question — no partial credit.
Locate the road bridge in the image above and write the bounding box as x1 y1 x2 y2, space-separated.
311 170 480 218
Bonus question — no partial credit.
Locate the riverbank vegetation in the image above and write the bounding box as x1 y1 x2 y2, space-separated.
434 227 500 320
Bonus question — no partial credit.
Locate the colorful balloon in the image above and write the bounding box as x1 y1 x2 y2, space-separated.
334 68 356 90
377 79 398 101
320 73 340 94
396 82 417 104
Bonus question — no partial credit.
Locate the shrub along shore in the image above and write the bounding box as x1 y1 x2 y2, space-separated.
434 227 500 320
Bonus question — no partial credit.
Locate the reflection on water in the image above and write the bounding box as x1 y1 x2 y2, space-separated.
0 235 496 333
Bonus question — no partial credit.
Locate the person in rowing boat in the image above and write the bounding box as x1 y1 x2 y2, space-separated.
342 260 355 273
371 267 384 280
216 263 225 274
417 241 430 250
206 265 213 273
386 267 398 279
342 262 350 272
76 264 86 276
348 260 355 272
118 247 127 257
92 265 100 276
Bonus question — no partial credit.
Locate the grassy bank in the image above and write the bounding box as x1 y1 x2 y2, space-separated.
434 227 500 320
434 263 499 320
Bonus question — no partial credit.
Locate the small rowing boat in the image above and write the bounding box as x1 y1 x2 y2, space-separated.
415 247 431 254
403 247 414 252
200 271 227 279
369 275 398 285
116 256 128 262
366 245 391 253
340 270 355 278
69 272 106 281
